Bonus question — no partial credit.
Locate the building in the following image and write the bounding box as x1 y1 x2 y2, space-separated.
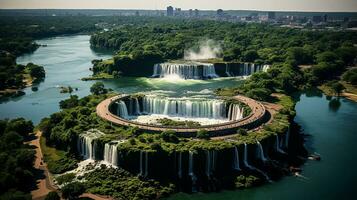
268 12 276 20
167 6 174 16
217 9 223 17
175 8 181 16
194 9 199 17
312 16 323 23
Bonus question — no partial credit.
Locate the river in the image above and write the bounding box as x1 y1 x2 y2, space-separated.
1 35 357 199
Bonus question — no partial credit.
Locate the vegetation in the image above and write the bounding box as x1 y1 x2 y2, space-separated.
235 175 260 189
90 82 108 95
0 118 36 200
61 182 85 200
342 68 357 85
45 191 60 200
156 118 201 128
0 52 45 96
82 166 174 200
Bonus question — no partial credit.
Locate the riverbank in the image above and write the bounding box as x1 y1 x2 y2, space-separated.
318 82 357 102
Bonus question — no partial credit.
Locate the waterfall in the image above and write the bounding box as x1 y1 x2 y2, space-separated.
228 104 244 121
244 143 271 182
285 126 290 149
243 143 252 169
139 151 143 176
225 64 232 76
152 62 219 79
275 135 286 154
178 152 182 179
240 63 270 76
233 147 241 170
135 98 141 115
188 151 197 192
256 140 267 162
205 150 216 177
139 151 149 177
116 100 129 118
142 96 227 119
77 130 104 160
104 142 118 166
262 65 270 72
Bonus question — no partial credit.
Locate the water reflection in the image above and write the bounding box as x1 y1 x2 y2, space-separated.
328 98 341 112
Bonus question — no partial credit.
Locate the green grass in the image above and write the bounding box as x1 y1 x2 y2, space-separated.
40 136 78 174
81 73 114 81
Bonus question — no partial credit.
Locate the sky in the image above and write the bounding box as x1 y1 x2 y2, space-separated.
0 0 357 12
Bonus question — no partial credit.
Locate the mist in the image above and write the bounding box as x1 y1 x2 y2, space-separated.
184 40 222 60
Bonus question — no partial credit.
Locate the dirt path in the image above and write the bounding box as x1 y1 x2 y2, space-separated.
27 131 56 200
342 92 357 102
28 131 114 200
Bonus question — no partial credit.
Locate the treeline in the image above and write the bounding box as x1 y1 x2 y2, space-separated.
0 118 36 200
0 51 45 92
89 17 357 77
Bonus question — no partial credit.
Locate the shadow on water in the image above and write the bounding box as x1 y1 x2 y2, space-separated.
328 98 341 112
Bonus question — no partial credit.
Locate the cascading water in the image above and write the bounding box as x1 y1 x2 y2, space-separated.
152 62 219 79
225 64 232 77
103 140 125 166
139 151 149 177
228 104 244 121
144 151 149 177
285 126 290 149
243 143 252 169
256 140 267 162
116 100 129 118
275 135 286 154
233 147 241 170
77 129 104 160
188 151 197 192
178 152 182 179
235 63 271 77
104 142 118 166
244 143 271 182
142 96 227 119
205 150 216 177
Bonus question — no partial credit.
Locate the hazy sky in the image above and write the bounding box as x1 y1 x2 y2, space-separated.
0 0 357 12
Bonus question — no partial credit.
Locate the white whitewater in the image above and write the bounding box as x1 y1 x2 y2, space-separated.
233 147 241 170
104 142 118 166
241 63 270 76
77 129 104 160
103 140 125 166
139 151 143 176
228 104 244 121
178 152 183 179
142 96 227 119
256 140 267 162
116 100 129 118
152 62 219 79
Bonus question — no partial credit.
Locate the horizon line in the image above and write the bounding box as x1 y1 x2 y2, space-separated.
0 8 356 13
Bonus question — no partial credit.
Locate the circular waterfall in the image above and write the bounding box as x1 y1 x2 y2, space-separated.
97 94 267 137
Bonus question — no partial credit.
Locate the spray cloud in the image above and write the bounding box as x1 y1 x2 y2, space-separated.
184 39 222 60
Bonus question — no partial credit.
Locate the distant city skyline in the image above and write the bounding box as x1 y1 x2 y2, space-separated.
0 0 357 12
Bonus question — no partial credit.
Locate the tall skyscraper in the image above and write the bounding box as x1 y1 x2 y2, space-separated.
167 6 174 16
